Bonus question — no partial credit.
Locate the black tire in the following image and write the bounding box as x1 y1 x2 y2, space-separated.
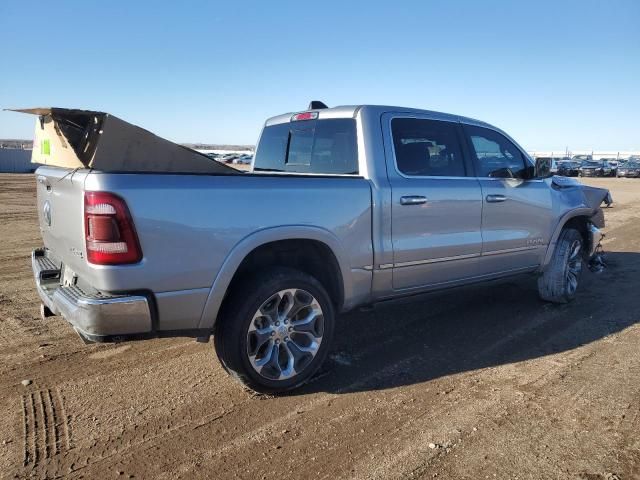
214 267 335 394
538 228 584 303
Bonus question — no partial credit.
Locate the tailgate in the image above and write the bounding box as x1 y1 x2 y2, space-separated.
36 166 90 279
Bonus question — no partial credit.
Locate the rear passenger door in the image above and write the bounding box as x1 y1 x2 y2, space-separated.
382 114 483 291
462 124 552 273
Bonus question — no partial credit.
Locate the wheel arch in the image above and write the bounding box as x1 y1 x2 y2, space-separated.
198 226 351 330
541 208 594 270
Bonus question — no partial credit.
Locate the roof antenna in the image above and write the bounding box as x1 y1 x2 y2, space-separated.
308 100 328 110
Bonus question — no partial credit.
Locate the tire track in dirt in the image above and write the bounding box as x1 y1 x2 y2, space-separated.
21 388 71 469
78 318 529 479
58 347 431 478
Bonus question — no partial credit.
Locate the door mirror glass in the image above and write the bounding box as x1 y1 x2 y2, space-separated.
535 157 552 178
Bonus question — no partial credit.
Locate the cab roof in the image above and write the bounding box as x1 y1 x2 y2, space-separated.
264 104 494 130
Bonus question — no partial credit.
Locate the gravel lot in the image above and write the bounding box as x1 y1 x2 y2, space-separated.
0 174 639 479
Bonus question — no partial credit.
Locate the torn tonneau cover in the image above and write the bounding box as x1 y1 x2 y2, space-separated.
9 107 235 174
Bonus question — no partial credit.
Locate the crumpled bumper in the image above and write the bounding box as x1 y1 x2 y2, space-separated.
587 223 604 258
32 248 152 342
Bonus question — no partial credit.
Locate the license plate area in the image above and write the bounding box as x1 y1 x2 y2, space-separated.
60 264 77 287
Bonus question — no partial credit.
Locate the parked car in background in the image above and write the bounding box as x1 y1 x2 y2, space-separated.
557 160 581 176
579 159 614 177
219 154 239 163
617 160 640 177
600 157 619 175
553 157 570 174
233 154 253 165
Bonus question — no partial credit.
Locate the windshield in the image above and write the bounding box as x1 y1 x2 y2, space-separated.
624 162 640 168
253 118 358 174
582 161 602 167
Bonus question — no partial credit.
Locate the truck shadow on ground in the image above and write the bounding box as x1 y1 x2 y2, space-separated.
296 251 640 395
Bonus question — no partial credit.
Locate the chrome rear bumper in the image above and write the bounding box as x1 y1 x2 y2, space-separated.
32 248 152 342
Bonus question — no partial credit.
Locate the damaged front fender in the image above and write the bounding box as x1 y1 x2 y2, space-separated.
541 176 611 269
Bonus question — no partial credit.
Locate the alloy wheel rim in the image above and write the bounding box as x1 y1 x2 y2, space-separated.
566 240 582 295
246 289 324 381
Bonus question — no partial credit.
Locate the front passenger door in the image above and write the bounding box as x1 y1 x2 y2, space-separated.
462 124 552 273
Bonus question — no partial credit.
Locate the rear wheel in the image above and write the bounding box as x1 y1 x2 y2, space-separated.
214 267 335 393
538 228 584 303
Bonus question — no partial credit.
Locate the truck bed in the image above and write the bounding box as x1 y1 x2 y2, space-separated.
35 167 373 334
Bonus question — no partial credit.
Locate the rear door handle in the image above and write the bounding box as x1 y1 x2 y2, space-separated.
400 195 427 206
486 194 507 203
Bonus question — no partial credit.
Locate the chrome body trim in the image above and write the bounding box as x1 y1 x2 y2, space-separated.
379 246 540 269
481 246 540 256
393 253 480 268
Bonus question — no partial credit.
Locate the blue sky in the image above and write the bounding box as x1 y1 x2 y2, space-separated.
1 0 638 151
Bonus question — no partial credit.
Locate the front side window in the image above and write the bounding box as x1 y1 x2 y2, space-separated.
254 118 358 174
464 125 528 178
391 118 466 177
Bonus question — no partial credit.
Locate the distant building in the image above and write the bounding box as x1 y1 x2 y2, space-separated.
0 140 33 149
0 148 37 173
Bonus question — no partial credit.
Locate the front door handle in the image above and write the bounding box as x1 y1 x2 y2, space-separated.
486 194 507 203
400 195 427 206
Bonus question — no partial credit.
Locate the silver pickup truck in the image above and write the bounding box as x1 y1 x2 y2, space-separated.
32 104 611 393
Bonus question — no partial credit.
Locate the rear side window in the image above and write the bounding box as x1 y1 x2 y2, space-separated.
254 119 358 174
464 125 528 178
391 118 466 177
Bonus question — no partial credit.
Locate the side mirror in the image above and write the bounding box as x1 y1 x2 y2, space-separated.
534 157 552 178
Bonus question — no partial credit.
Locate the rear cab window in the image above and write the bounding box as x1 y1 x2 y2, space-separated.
253 118 358 175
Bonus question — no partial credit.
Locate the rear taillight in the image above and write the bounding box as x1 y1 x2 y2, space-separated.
84 192 142 265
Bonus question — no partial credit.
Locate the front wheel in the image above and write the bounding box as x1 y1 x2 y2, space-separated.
538 228 584 303
214 267 335 393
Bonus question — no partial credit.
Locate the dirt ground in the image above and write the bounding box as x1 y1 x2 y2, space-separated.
0 174 639 480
